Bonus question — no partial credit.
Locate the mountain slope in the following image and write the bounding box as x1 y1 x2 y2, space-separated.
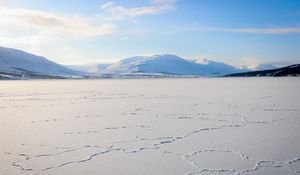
0 46 84 79
105 54 240 76
193 58 240 75
225 64 300 77
254 64 277 71
65 63 112 74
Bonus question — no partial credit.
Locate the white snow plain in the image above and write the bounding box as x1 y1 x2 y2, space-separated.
0 78 300 175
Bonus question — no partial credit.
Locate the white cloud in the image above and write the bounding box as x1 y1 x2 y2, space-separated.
206 27 300 34
100 1 176 20
0 7 118 63
0 7 116 37
0 1 178 63
151 0 176 3
172 26 300 35
0 35 56 46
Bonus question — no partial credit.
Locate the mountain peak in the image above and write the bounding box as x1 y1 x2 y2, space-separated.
105 54 240 75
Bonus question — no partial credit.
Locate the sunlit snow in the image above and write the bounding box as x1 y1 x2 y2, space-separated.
0 78 299 175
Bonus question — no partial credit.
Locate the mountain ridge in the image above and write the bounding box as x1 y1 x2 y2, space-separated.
225 64 300 77
104 54 241 76
0 46 85 79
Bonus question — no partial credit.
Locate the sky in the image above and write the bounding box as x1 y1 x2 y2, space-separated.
0 0 300 67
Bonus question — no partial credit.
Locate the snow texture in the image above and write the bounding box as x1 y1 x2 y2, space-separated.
0 78 299 175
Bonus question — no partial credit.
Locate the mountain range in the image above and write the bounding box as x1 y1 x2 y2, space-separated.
66 55 242 76
0 46 298 79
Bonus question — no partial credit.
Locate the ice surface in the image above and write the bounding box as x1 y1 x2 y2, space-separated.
0 78 299 175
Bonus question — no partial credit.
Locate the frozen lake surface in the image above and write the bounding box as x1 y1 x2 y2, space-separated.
0 78 300 175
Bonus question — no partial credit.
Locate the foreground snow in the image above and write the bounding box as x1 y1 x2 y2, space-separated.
0 78 300 175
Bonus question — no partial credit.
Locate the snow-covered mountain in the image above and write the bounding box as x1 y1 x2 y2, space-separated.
65 63 112 74
0 46 84 79
254 64 277 70
104 54 241 76
225 64 300 77
0 47 252 79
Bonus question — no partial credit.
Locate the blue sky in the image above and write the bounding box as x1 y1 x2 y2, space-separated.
0 0 300 67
